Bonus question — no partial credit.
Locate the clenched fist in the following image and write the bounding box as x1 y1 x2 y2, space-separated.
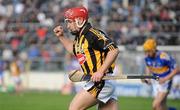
53 26 64 38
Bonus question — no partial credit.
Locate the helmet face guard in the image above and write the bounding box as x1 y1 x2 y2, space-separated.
64 7 88 28
64 18 86 28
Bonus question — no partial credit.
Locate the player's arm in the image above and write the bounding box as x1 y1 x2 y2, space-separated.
98 48 119 74
141 66 151 84
159 54 179 84
53 25 73 53
92 48 119 82
90 30 120 82
159 67 178 85
164 66 178 81
159 64 179 84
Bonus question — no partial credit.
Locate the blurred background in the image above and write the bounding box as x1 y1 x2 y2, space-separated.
0 0 180 110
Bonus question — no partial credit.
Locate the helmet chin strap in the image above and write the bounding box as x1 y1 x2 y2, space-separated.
75 18 86 28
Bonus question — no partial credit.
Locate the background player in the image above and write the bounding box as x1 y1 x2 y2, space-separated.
0 59 6 92
10 57 23 93
142 38 179 110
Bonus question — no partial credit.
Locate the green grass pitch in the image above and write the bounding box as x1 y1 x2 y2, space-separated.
0 92 179 110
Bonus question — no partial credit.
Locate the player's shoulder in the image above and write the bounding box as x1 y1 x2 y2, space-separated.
81 23 96 39
158 51 170 60
89 27 101 35
88 28 108 40
144 57 152 66
87 27 97 37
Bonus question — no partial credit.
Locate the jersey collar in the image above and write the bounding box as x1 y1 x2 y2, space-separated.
79 23 92 37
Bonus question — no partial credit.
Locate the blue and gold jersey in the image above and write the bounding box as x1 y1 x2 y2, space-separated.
145 50 176 77
0 60 4 73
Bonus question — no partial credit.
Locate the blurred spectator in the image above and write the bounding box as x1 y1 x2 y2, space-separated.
0 0 179 71
14 2 25 15
36 26 47 41
28 44 40 60
2 47 13 62
27 44 40 70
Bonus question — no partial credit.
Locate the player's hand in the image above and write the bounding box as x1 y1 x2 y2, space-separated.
53 26 64 38
91 71 104 82
158 77 167 84
141 79 151 85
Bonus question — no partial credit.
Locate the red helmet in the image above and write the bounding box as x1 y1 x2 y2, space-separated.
64 7 88 21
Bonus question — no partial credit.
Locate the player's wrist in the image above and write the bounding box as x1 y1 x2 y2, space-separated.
97 68 106 75
58 35 66 41
57 34 64 38
164 76 169 81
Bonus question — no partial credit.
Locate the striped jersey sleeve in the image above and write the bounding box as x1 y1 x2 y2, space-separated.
89 28 117 51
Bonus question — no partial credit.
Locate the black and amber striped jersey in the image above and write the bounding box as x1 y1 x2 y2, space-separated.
73 23 118 75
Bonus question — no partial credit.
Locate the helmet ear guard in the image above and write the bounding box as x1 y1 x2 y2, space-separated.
75 17 87 28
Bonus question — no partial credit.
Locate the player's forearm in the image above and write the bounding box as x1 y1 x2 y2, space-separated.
58 37 73 54
53 26 73 53
98 48 119 74
145 67 151 75
165 67 178 81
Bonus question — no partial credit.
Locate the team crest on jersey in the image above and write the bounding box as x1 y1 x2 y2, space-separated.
98 32 107 41
160 52 170 60
76 53 86 65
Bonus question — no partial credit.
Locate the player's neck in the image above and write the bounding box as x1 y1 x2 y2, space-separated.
79 22 89 37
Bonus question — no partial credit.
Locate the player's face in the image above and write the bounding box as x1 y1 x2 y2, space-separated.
64 19 80 35
144 50 156 58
